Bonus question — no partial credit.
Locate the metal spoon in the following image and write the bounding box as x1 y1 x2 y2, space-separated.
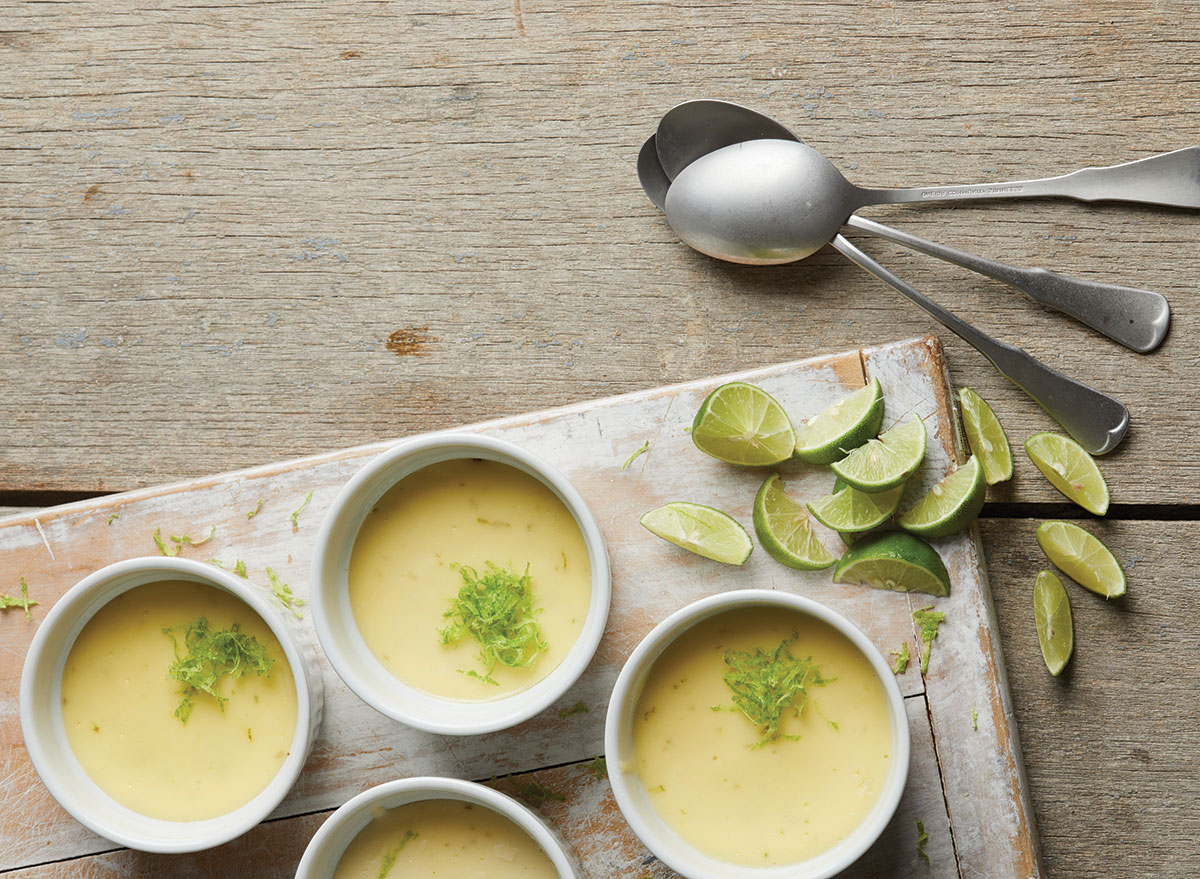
637 135 1130 453
657 99 1200 210
643 135 1169 353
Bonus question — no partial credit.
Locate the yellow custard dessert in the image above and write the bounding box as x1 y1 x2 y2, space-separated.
60 580 297 822
633 606 893 866
333 798 558 879
348 458 591 701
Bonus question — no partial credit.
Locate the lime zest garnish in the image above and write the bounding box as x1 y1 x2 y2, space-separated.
377 829 417 879
290 490 314 531
558 701 588 718
153 527 177 557
912 606 946 675
170 526 216 549
917 819 930 863
0 576 37 619
584 755 607 781
621 440 651 470
489 773 565 810
163 616 273 724
889 642 909 675
971 705 979 730
721 632 830 748
106 513 119 525
246 499 264 519
440 562 547 685
265 566 305 619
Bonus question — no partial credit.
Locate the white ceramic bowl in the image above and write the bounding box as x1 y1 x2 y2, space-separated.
605 590 910 879
296 776 580 878
310 433 611 735
19 556 323 853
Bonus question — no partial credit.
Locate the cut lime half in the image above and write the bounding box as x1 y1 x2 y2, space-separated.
807 478 904 533
640 502 753 566
753 474 836 570
1036 521 1124 598
691 382 795 466
959 388 1013 484
1025 432 1109 515
897 456 986 538
793 378 885 464
833 531 951 597
831 416 927 493
1034 570 1073 676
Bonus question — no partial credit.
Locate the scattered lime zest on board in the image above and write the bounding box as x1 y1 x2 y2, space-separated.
807 478 904 534
833 532 951 597
440 562 547 685
106 513 119 525
1036 521 1125 598
0 576 36 619
246 499 264 519
912 607 946 675
558 701 588 718
721 632 830 748
640 502 753 565
170 526 216 549
690 382 795 466
377 830 417 879
958 387 1013 484
584 755 608 781
753 474 836 570
1025 432 1109 515
1034 570 1074 676
830 416 926 492
489 774 565 810
621 440 650 470
793 377 885 464
897 456 986 537
265 566 305 619
889 642 909 675
916 819 930 863
290 490 314 530
971 705 979 731
162 617 273 724
153 527 177 556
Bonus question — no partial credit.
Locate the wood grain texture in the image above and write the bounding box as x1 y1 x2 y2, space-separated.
0 0 1197 501
0 339 1035 877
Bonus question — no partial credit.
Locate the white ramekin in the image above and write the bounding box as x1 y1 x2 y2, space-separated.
19 556 323 853
604 589 910 879
295 776 580 878
310 432 611 735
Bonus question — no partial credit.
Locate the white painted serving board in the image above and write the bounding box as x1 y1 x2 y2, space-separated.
0 336 1041 878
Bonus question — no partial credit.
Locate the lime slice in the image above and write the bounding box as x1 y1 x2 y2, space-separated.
807 477 904 533
833 531 951 597
897 456 987 538
1024 432 1109 515
958 388 1013 485
1035 521 1125 598
1033 570 1073 676
690 382 795 466
830 416 927 493
640 502 753 565
752 474 836 570
793 378 885 464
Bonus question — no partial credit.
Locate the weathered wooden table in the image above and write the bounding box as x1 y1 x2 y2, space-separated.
1 2 1197 877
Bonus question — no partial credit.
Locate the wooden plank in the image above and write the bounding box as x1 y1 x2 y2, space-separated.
0 0 1197 503
6 698 954 878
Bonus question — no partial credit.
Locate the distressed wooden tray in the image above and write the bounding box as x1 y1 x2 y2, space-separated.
0 336 1041 879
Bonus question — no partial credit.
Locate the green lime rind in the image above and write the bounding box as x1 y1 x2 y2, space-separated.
640 502 753 566
958 388 1013 485
807 479 905 533
832 531 951 597
1025 432 1109 516
793 378 885 464
690 382 796 466
830 416 927 493
1035 521 1125 598
897 456 987 538
1034 570 1074 676
752 474 836 571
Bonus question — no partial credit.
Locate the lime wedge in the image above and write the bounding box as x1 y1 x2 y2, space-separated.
1033 570 1073 676
897 456 986 538
807 477 904 533
640 502 753 565
691 382 795 466
833 531 951 597
1036 521 1124 598
753 474 836 570
793 378 885 464
958 388 1013 485
1024 432 1109 515
830 416 927 493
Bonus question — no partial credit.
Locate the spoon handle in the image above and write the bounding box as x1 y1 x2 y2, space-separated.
844 215 1170 353
861 146 1200 209
830 235 1129 455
